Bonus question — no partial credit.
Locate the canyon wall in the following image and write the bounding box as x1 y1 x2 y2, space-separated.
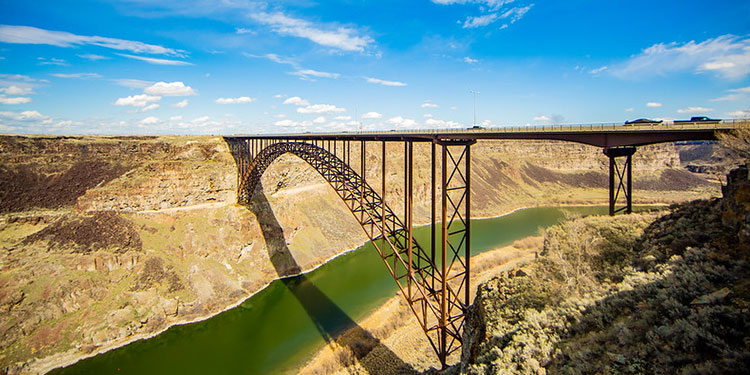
0 135 728 374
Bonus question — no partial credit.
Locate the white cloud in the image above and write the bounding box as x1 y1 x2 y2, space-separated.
362 111 383 119
112 78 153 89
589 66 608 74
365 77 407 87
140 116 160 125
37 57 68 66
250 12 372 52
424 113 433 118
711 87 750 101
275 119 295 127
677 106 713 114
0 74 38 82
245 53 297 66
297 104 346 114
235 27 256 35
144 81 196 96
0 85 33 95
50 72 101 79
0 95 32 104
711 93 743 102
533 115 550 122
425 118 463 128
334 115 351 120
283 96 310 106
501 5 533 24
461 5 533 29
726 109 750 118
387 116 419 129
646 102 662 107
313 116 326 124
0 25 184 56
431 1 514 11
464 56 478 64
610 34 750 80
117 53 192 66
0 110 51 122
141 103 160 112
114 94 161 107
273 94 286 98
625 108 635 112
290 69 340 80
245 53 338 81
78 53 109 61
170 115 183 121
215 96 255 104
173 99 189 108
274 119 312 130
421 102 439 108
463 13 499 28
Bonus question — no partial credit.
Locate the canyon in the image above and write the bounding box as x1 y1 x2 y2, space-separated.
0 135 734 374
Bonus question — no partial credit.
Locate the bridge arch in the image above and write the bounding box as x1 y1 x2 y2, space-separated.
231 140 468 362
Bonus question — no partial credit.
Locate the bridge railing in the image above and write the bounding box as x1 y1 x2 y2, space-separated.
348 119 742 134
243 119 746 138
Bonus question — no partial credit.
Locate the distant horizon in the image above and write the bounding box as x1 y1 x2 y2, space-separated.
1 0 749 135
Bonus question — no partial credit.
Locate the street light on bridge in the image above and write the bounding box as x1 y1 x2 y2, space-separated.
470 90 480 127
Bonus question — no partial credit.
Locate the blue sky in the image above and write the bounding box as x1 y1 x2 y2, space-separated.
0 0 749 135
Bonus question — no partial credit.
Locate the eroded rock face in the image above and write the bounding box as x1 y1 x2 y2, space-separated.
24 211 142 253
722 165 750 252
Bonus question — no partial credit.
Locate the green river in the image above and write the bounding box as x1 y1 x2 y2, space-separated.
50 206 635 375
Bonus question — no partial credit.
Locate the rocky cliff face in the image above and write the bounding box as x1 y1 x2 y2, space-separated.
457 165 750 375
0 135 730 374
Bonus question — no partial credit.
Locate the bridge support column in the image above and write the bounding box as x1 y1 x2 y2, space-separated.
603 146 636 216
436 138 475 368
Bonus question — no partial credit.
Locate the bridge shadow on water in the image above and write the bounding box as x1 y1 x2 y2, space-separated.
245 183 416 374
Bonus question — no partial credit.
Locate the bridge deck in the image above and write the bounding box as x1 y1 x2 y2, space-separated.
227 121 741 148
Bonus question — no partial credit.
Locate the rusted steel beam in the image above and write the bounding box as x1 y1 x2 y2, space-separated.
604 146 636 216
440 142 448 367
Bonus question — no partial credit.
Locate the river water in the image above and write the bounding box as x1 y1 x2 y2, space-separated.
50 206 623 375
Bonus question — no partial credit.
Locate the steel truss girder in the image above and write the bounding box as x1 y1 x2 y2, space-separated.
603 146 637 216
229 139 473 367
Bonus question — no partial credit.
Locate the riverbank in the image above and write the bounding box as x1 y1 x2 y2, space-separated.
298 236 543 374
31 205 569 374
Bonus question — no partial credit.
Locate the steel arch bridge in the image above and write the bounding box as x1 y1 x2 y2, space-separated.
224 120 743 367
226 139 473 364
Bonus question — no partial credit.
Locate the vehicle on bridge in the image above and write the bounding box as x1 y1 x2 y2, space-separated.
675 116 721 124
624 118 663 125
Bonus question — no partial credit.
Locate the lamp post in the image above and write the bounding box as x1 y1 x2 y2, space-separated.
470 90 480 126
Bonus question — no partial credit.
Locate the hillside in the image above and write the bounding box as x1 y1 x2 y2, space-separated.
0 135 734 374
455 166 750 374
